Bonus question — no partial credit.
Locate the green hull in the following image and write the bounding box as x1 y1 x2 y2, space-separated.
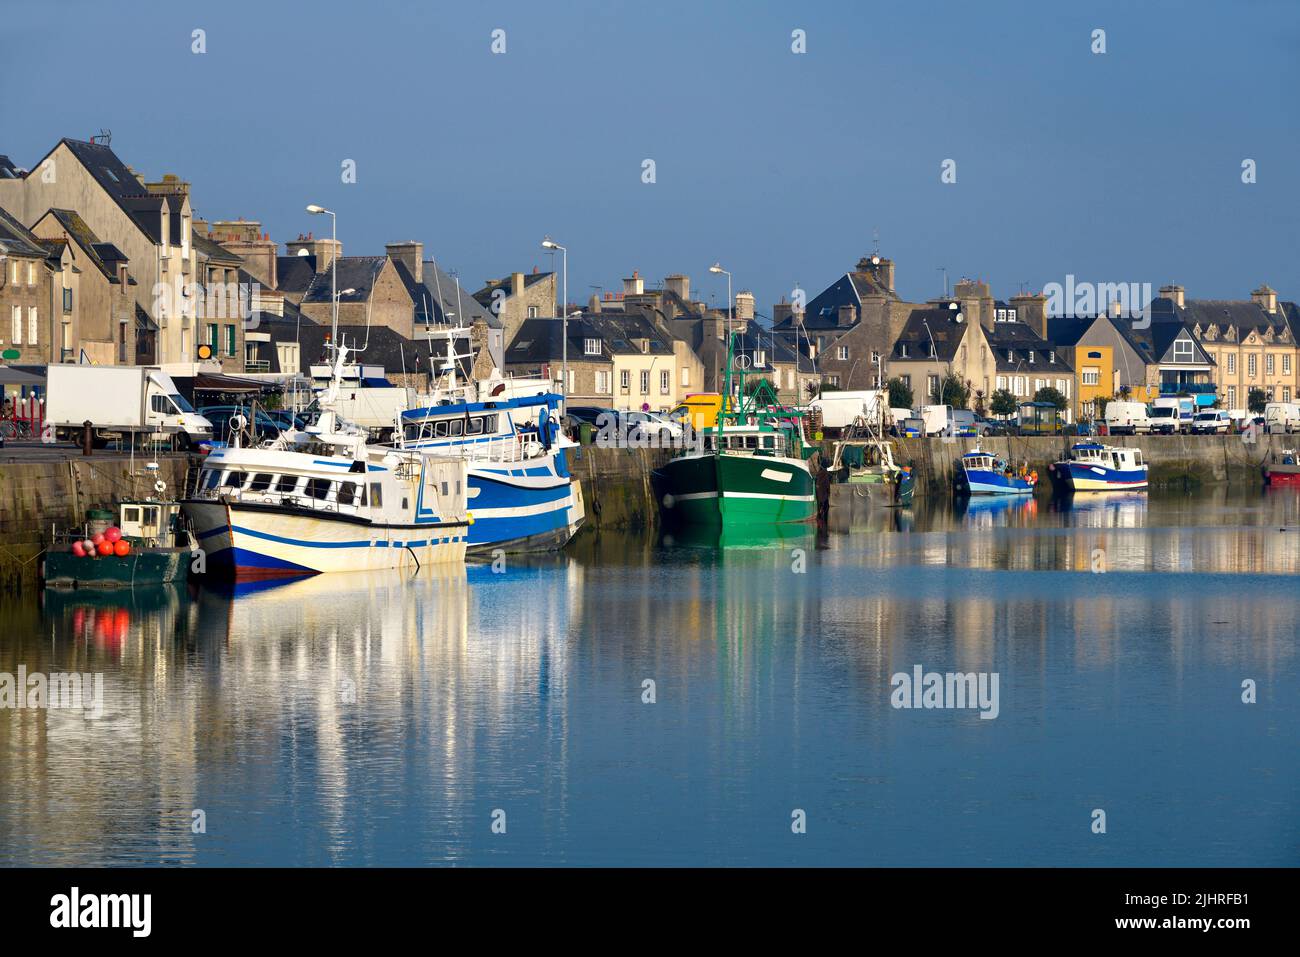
660 451 815 526
44 549 189 589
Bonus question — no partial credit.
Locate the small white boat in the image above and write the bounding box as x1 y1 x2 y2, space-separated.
1048 443 1148 493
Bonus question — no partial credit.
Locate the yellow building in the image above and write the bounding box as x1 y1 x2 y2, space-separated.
1067 344 1114 421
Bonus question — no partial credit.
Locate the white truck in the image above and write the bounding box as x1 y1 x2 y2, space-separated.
46 365 214 449
1104 400 1151 435
1263 401 1300 434
808 390 884 429
921 404 954 436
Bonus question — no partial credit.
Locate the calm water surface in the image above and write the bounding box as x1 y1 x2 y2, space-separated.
1 486 1297 866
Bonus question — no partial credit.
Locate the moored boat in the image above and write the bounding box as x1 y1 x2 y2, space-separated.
1263 449 1300 487
43 496 194 589
954 447 1036 496
828 417 916 507
656 333 816 527
1047 442 1148 493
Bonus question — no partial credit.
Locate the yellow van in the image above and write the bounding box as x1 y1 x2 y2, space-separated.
667 392 726 431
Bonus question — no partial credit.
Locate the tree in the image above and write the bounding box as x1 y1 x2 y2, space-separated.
990 388 1018 418
743 376 775 397
1034 385 1069 411
939 372 970 410
1094 395 1110 420
1118 384 1132 400
1248 387 1269 414
886 376 913 410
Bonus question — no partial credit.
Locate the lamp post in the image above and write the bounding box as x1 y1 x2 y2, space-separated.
541 238 567 411
709 262 733 343
305 204 338 350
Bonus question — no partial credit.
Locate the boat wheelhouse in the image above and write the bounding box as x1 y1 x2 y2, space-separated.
954 447 1037 496
655 334 816 527
1047 442 1148 493
827 417 915 507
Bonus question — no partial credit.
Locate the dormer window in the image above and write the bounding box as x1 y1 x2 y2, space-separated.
996 309 1005 321
1049 351 1056 363
1008 308 1017 321
1007 349 1014 362
583 338 601 356
899 343 908 358
1028 350 1035 364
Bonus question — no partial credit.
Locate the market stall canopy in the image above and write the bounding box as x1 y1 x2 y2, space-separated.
0 365 46 385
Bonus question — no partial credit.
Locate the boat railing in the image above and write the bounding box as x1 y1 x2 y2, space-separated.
204 485 367 517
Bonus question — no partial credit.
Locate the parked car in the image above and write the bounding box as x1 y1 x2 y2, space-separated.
1190 410 1231 434
197 405 284 444
623 410 684 442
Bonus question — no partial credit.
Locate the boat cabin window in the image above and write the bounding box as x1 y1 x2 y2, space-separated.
305 478 332 500
223 470 247 489
369 483 383 508
448 420 464 437
249 473 274 492
465 418 484 435
123 506 141 523
337 482 358 507
201 469 221 491
276 475 299 494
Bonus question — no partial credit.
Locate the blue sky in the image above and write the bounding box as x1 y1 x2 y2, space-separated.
2 0 1297 315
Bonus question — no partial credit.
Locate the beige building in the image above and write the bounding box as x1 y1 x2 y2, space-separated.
0 138 246 370
0 205 55 365
1156 284 1300 410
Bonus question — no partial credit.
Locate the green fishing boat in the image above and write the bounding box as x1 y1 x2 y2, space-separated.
656 331 816 527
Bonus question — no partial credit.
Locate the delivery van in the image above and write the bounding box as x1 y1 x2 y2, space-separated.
1104 400 1151 436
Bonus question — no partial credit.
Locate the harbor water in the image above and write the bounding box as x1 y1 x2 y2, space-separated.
1 486 1297 866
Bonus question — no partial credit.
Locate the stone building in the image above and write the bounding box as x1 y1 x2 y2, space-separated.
473 269 556 350
0 204 55 364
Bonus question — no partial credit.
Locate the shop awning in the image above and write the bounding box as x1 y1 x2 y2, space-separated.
193 372 271 394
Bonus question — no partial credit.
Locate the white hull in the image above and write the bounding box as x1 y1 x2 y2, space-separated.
186 500 468 578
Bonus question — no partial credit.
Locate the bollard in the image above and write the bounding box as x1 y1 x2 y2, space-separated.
82 420 93 456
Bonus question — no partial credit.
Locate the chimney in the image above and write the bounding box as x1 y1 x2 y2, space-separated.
511 271 525 297
664 274 690 301
385 242 423 284
1251 284 1277 314
1160 284 1185 309
623 270 644 296
735 290 755 322
588 294 602 314
285 235 341 274
837 303 856 328
1010 292 1048 340
856 254 894 293
219 225 278 290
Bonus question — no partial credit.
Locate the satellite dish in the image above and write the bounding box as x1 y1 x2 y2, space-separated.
947 301 959 310
296 248 310 257
871 256 880 265
955 312 965 323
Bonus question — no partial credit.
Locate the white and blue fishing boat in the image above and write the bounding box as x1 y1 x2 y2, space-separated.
1047 442 1147 493
391 325 584 553
953 446 1037 496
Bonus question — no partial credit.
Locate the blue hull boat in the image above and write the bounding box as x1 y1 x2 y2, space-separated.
954 448 1037 496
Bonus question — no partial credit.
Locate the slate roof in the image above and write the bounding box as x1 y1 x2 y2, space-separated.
891 308 968 361
265 319 465 379
504 313 677 365
0 204 49 258
193 232 243 266
276 254 319 293
985 320 1072 373
1152 296 1296 344
1051 313 1213 367
300 256 388 305
775 266 900 333
395 260 499 330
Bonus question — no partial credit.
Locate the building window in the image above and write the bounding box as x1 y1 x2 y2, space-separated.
1227 353 1236 375
584 338 600 356
1266 353 1275 376
681 367 690 387
27 262 36 286
568 369 575 394
1247 353 1257 377
1082 368 1100 386
596 371 609 394
1173 338 1193 361
620 369 629 392
871 350 880 364
1285 387 1292 403
827 375 840 387
10 305 21 345
927 374 940 399
640 370 650 394
1284 354 1292 375
837 345 848 361
207 323 218 346
996 376 1007 390
996 309 1005 321
1227 386 1236 408
62 288 73 313
225 324 236 356
660 370 670 394
898 343 907 358
753 350 766 367
28 307 37 345
1049 350 1056 363
900 374 911 389
1008 308 1017 321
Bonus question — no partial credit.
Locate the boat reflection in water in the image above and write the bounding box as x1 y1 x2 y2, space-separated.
663 521 817 554
952 494 1039 528
1050 490 1149 528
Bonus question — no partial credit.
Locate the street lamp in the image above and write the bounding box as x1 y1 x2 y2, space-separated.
305 204 338 352
709 262 733 344
541 237 567 410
